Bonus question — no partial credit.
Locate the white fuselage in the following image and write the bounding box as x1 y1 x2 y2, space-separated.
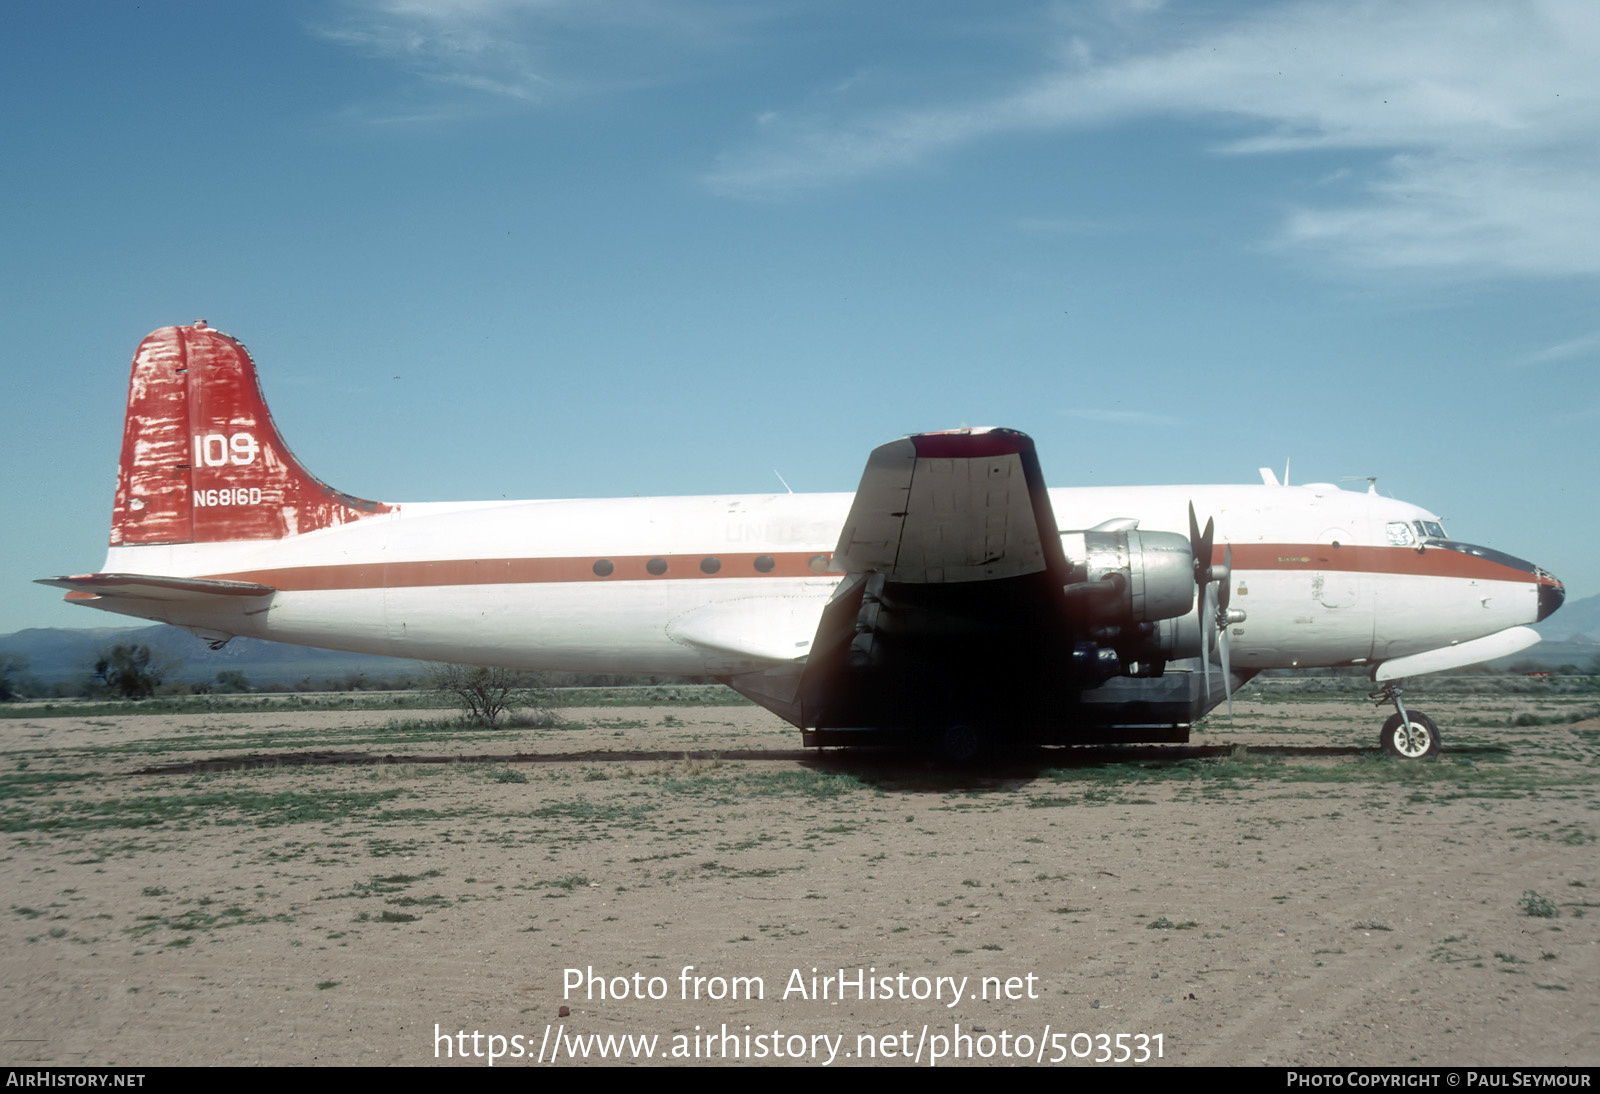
84 481 1541 678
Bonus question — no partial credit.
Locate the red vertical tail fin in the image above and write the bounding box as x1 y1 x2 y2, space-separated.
111 322 392 546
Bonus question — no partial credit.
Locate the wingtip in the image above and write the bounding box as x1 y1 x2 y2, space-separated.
908 427 1033 459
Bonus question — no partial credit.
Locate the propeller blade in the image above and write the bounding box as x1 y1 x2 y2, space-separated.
1220 614 1234 719
1217 543 1233 613
1188 503 1215 586
1190 502 1234 715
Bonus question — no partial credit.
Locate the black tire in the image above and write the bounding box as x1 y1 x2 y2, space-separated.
1380 711 1440 760
938 723 983 764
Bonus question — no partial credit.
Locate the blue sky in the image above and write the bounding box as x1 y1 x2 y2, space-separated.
3 0 1596 633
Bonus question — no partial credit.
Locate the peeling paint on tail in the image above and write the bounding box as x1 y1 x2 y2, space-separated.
111 323 393 545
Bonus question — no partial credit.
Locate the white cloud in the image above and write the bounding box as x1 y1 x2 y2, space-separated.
316 0 753 108
1556 401 1600 421
1014 216 1132 236
707 0 1600 277
1519 330 1600 367
315 1 558 103
1280 155 1600 276
1062 407 1179 426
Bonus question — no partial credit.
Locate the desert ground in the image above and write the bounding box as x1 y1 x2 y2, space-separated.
2 685 1597 1068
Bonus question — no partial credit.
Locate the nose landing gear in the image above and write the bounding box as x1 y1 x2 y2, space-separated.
1372 682 1440 760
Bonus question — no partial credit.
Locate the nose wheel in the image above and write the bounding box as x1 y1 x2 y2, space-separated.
1372 683 1440 760
1381 710 1440 759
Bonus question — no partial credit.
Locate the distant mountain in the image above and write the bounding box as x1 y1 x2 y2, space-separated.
0 624 423 686
1533 591 1600 644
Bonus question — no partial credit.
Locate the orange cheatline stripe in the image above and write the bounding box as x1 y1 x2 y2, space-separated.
1218 543 1539 584
209 552 836 591
189 544 1542 594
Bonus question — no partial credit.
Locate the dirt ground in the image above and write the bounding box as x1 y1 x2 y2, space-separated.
2 691 1597 1068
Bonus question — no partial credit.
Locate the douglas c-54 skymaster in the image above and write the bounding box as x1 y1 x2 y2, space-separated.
43 323 1566 760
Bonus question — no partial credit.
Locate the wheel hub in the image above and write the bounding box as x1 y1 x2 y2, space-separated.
1393 720 1431 758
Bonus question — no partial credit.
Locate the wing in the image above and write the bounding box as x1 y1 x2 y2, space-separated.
720 427 1202 740
832 428 1068 583
797 429 1080 731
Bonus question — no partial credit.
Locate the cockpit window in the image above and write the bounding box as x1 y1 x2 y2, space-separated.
1412 520 1446 541
1387 521 1416 546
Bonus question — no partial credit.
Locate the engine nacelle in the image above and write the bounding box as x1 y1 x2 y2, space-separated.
1059 529 1200 682
1059 529 1194 624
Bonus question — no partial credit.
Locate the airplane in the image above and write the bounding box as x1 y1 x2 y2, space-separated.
41 322 1566 762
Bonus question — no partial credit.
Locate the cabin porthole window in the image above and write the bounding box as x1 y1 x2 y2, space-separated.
646 558 668 576
753 555 775 573
592 559 614 577
700 557 721 574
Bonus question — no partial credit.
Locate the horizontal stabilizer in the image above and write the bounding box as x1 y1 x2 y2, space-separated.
1373 626 1540 681
37 573 277 602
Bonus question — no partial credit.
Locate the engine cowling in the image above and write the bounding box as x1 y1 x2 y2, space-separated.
1059 529 1194 624
1059 529 1200 680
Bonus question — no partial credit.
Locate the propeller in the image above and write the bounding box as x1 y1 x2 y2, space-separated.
1189 503 1244 715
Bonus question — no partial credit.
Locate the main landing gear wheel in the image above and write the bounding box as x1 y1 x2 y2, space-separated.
938 723 983 764
1380 711 1440 760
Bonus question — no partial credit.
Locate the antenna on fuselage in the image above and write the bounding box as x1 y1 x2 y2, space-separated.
1342 476 1379 494
773 470 794 494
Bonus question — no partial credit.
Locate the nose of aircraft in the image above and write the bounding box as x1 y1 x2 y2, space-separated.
1427 539 1565 626
1537 570 1565 622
